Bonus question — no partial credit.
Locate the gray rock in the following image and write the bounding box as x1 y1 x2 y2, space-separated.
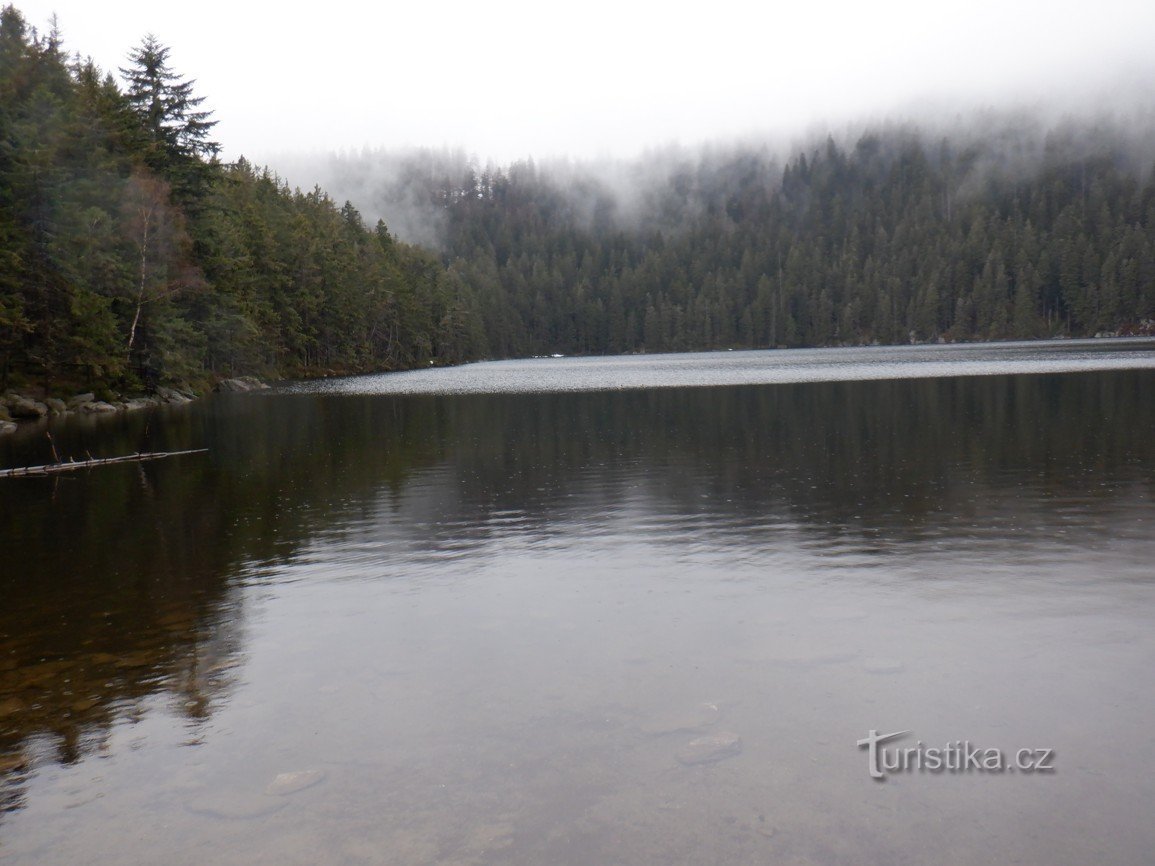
264 769 326 796
156 386 193 404
67 392 95 409
676 731 743 766
124 398 159 411
82 401 118 414
8 396 47 419
0 420 15 435
0 404 10 421
44 397 68 415
215 376 268 393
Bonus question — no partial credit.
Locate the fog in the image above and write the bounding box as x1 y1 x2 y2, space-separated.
15 0 1155 169
14 0 1155 249
259 97 1155 251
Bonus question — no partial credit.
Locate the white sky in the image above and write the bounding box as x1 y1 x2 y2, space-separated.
14 0 1155 166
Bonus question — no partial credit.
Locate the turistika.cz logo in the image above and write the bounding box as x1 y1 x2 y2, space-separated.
857 729 1055 780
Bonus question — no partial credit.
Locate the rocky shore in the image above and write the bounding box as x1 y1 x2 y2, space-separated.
0 377 267 436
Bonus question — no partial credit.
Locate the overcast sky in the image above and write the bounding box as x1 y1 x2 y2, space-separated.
14 0 1155 166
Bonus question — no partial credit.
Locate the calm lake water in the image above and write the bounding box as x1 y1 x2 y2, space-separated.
2 340 1154 865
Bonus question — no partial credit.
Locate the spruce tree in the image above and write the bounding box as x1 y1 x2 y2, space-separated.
119 35 218 201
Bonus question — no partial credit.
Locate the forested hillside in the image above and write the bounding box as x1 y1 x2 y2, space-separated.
0 6 482 394
317 123 1155 356
2 3 1153 399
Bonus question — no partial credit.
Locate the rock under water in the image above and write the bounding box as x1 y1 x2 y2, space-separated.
676 731 743 766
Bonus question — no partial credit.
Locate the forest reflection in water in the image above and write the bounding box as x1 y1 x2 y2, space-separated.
1 361 1153 864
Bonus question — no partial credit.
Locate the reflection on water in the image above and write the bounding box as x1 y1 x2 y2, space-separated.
1 345 1154 864
302 338 1155 394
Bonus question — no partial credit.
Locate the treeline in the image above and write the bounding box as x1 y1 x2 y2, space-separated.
0 6 482 394
4 3 1154 393
319 121 1155 356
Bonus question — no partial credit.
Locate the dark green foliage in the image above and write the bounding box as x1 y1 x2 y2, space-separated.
338 127 1155 356
1 3 1151 395
0 6 479 391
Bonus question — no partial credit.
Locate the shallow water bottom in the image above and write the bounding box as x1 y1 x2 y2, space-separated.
6 533 1154 865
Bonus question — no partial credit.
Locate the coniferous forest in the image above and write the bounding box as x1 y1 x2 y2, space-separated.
2 4 1154 395
0 6 483 395
320 128 1155 358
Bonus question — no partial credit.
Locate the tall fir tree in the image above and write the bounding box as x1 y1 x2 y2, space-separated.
119 35 218 203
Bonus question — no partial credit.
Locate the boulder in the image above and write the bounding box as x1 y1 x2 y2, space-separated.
81 401 118 414
0 420 16 435
124 398 160 411
156 387 192 404
44 397 68 415
8 396 47 419
66 392 95 409
0 404 9 421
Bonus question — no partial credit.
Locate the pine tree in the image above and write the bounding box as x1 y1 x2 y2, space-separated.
119 35 218 200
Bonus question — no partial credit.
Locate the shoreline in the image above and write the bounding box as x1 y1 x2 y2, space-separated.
0 377 267 436
5 333 1154 436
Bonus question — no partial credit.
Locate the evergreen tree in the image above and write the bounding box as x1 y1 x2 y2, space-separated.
119 35 218 202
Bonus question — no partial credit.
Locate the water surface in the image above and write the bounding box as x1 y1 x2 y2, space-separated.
1 340 1154 864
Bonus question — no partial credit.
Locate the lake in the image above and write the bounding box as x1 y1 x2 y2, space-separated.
2 339 1154 865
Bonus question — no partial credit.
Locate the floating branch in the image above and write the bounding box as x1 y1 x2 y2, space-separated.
0 449 208 478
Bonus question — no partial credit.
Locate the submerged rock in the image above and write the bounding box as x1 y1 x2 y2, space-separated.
676 731 743 766
264 769 326 796
186 791 288 820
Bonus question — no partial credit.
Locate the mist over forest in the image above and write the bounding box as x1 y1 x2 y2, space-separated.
278 107 1155 357
2 1 1154 396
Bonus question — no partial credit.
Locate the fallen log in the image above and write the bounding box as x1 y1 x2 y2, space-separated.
0 448 208 478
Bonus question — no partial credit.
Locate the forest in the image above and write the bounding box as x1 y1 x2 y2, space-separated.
2 3 1153 395
315 125 1155 358
0 6 483 396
